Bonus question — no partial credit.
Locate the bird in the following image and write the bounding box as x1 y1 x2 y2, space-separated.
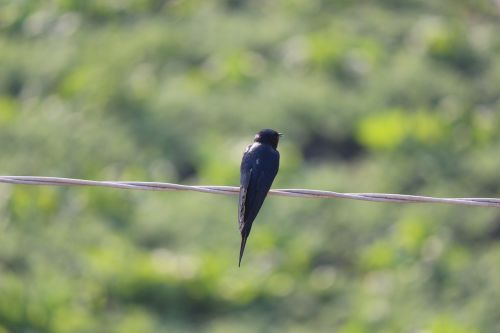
238 129 281 266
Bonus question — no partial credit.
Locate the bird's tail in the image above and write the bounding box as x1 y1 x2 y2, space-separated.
238 235 248 267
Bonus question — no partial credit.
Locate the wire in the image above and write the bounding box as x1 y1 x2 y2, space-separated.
0 175 499 207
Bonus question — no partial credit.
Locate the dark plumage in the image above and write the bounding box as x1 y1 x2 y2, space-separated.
238 129 281 266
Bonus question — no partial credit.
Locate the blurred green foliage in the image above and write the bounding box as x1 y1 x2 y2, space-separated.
1 0 500 332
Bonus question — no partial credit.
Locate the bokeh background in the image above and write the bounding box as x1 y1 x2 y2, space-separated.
1 1 500 332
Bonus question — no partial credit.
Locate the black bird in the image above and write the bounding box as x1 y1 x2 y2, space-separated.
238 129 281 266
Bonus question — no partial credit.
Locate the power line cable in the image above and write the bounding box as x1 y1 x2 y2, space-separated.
1 176 499 207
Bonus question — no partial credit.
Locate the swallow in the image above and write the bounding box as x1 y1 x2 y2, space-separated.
238 129 281 266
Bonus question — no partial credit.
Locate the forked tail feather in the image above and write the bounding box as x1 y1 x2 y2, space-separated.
238 235 248 267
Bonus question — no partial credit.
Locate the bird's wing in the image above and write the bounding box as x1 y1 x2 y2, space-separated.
239 145 254 232
239 169 251 232
238 146 279 266
242 168 274 231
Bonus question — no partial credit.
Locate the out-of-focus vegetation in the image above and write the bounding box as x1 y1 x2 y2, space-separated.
1 0 500 332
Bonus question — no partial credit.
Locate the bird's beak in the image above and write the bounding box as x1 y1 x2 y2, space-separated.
278 133 284 137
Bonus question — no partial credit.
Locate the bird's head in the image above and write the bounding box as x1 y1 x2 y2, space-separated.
254 129 282 149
